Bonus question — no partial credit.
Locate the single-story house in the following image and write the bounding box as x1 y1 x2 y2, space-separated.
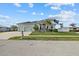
17 19 56 32
58 27 79 32
58 27 70 32
0 25 10 32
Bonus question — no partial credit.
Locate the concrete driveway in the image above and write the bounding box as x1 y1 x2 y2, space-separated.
0 31 31 40
0 40 79 56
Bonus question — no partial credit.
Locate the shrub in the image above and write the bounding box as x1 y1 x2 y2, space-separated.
53 29 58 32
70 30 76 32
70 30 74 32
48 29 53 32
33 24 39 31
76 30 79 32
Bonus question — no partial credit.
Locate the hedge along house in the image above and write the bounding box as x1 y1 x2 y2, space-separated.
17 19 58 32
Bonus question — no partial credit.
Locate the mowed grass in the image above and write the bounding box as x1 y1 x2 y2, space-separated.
9 36 79 41
31 31 79 35
29 35 79 37
9 31 79 41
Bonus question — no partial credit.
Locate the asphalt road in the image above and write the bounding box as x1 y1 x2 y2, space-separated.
0 40 79 56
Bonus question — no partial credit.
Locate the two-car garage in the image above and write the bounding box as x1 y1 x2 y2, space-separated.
17 22 35 32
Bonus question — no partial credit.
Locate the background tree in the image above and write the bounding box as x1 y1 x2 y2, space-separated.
70 23 76 32
70 23 76 27
44 18 59 31
53 19 59 24
10 25 18 31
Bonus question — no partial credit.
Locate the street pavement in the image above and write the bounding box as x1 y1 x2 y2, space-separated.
0 40 79 56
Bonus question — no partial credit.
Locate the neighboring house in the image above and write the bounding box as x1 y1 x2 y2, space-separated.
58 27 79 32
58 27 70 32
17 19 57 32
0 25 10 32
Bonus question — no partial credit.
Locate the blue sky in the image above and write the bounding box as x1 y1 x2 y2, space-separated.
0 3 79 27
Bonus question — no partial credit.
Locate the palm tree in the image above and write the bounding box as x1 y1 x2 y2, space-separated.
53 19 59 24
44 19 59 30
52 19 59 30
70 23 75 27
70 23 76 32
44 19 52 31
60 23 63 28
39 18 59 32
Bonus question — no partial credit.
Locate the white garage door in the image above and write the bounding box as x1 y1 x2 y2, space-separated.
24 27 33 32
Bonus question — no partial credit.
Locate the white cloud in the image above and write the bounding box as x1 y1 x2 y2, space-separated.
28 3 34 8
45 3 75 10
45 3 75 7
40 12 44 15
73 9 76 11
51 10 79 27
44 3 53 7
71 3 75 6
51 6 61 10
18 10 27 13
53 10 76 23
14 3 21 7
45 3 61 10
32 12 36 15
48 15 53 18
32 12 44 16
5 16 10 19
0 15 10 20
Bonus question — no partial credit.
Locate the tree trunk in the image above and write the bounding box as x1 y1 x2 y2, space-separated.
39 24 41 31
47 25 49 31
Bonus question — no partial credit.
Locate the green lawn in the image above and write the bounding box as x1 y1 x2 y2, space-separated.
29 35 79 37
9 31 79 41
31 31 79 35
9 36 79 41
